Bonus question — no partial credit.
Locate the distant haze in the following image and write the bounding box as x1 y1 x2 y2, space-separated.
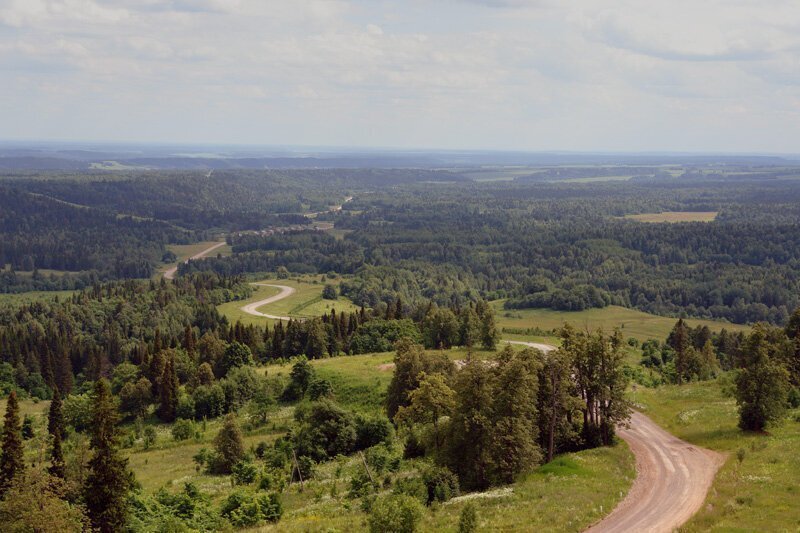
2 0 799 152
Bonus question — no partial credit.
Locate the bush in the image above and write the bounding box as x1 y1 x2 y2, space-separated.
172 418 194 441
308 378 335 401
293 400 357 461
392 476 427 505
322 284 338 300
365 444 401 475
403 431 426 459
176 395 195 420
367 494 424 533
221 491 282 527
356 415 394 450
423 466 459 505
192 384 226 419
459 502 478 533
232 460 258 485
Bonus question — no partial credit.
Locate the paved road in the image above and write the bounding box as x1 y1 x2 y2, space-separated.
585 411 724 533
163 241 226 280
239 283 296 321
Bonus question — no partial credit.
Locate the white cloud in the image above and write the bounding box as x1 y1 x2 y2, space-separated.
0 0 799 151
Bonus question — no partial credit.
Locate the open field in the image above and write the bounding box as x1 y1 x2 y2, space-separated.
0 290 76 305
218 277 360 326
635 379 800 532
623 211 719 223
157 240 232 277
494 302 749 343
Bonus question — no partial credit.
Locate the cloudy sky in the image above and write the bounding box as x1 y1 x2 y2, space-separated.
2 0 799 152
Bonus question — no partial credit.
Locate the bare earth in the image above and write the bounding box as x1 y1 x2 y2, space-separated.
586 411 724 533
239 283 296 321
163 241 226 280
502 339 556 353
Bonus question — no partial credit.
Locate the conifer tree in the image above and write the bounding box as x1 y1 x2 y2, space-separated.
0 391 25 497
157 356 179 422
48 387 65 439
84 379 130 533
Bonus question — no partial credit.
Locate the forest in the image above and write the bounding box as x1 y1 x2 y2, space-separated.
2 164 800 530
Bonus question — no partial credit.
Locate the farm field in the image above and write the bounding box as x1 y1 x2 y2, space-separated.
623 211 719 223
635 379 800 532
493 302 749 343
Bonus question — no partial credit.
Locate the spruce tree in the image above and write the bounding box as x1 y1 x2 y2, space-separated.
0 391 26 497
84 379 130 533
48 387 65 439
157 356 179 422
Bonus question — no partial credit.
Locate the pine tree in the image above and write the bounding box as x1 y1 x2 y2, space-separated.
48 387 65 439
0 391 25 497
49 430 66 480
84 379 131 533
157 356 179 422
668 319 691 384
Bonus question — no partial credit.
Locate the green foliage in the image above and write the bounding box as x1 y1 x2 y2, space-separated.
63 393 92 432
0 467 87 532
735 327 791 431
284 356 314 401
171 419 194 441
458 502 478 533
322 284 338 300
218 341 253 377
356 414 394 450
350 319 423 354
367 493 424 533
422 466 460 505
0 391 25 496
220 491 282 527
119 377 152 420
192 383 226 419
308 378 335 401
385 338 454 421
231 460 258 485
210 414 245 474
84 379 131 533
293 400 357 462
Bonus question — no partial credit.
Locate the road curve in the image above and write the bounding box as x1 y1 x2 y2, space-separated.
164 241 226 280
502 339 556 353
239 283 296 321
586 411 724 533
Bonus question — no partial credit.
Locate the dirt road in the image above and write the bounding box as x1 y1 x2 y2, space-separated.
586 410 724 533
239 283 296 321
502 339 556 353
163 241 226 280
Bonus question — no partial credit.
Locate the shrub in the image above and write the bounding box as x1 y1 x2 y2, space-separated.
356 415 394 450
458 502 478 533
192 384 226 419
422 466 459 505
392 476 427 505
308 379 335 401
403 431 426 459
367 494 424 533
172 418 194 441
293 400 357 461
176 395 195 420
365 444 401 475
322 284 338 300
232 461 258 485
221 492 282 527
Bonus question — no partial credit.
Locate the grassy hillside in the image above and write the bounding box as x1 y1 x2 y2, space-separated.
635 379 800 531
494 302 749 343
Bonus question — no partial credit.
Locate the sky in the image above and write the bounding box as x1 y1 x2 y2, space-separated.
1 0 800 153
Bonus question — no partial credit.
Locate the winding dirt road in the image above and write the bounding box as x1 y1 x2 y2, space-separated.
163 241 226 280
239 283 296 321
504 340 723 532
586 410 724 533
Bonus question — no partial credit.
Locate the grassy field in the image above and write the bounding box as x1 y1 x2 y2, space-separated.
0 290 76 306
635 379 800 531
494 302 749 343
128 350 632 532
623 211 719 223
218 277 360 327
155 240 232 277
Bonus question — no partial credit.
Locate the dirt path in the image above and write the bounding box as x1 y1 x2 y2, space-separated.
502 339 556 353
586 411 724 533
239 283 296 321
163 241 226 280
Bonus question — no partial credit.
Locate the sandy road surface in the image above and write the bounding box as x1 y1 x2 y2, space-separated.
163 241 226 280
502 339 556 353
239 283 296 321
586 411 724 533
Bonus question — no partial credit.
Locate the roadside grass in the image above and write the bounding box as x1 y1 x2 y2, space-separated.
635 379 800 532
493 302 748 344
623 211 718 223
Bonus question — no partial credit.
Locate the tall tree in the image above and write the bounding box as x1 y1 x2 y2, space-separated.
395 372 455 453
157 356 179 422
735 327 790 431
212 414 245 473
48 387 66 479
84 379 131 533
0 391 25 497
668 319 691 384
